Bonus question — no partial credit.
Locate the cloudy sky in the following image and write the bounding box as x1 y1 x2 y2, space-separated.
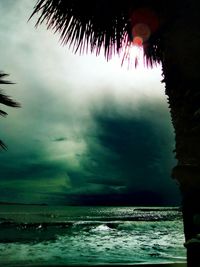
0 0 181 205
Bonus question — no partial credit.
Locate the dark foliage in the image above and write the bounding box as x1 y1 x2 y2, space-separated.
30 0 173 65
0 72 21 150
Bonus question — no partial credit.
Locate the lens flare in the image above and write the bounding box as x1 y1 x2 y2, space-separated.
132 23 151 43
133 36 143 47
130 8 159 43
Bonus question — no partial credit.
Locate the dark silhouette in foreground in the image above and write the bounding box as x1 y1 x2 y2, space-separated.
31 1 200 265
0 72 20 150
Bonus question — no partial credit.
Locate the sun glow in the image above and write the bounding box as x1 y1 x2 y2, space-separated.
121 42 143 68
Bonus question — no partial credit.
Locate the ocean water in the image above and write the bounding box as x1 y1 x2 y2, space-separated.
0 205 186 266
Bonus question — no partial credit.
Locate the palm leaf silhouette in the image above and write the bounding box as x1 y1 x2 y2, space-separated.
0 72 21 150
30 0 166 65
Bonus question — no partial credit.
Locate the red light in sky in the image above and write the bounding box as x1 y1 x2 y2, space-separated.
130 8 159 44
133 36 143 46
132 23 151 43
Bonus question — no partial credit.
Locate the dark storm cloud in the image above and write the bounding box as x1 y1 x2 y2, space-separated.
63 101 180 205
53 137 68 142
1 158 66 180
64 192 164 206
0 0 181 205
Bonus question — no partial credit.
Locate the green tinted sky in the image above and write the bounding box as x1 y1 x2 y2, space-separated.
0 0 180 205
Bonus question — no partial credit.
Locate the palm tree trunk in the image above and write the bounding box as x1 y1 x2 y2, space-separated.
162 5 200 265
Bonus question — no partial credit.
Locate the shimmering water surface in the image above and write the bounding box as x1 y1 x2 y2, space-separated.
0 205 186 265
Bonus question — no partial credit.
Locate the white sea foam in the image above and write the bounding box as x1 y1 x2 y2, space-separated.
0 206 186 265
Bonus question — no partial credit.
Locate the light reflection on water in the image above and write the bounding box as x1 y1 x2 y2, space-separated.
0 205 186 265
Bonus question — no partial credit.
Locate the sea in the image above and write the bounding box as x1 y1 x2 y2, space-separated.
0 205 186 266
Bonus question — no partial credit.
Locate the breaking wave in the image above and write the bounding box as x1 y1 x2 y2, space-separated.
0 206 186 265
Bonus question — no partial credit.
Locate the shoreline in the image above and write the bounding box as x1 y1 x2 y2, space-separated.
9 263 187 267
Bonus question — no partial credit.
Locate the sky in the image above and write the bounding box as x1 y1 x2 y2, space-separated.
0 0 181 205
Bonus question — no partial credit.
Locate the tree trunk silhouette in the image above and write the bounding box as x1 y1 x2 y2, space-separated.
162 4 200 265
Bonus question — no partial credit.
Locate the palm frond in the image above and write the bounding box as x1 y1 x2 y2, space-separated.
0 72 21 108
0 110 7 117
0 71 21 150
31 0 129 59
0 91 21 108
0 72 13 85
30 0 168 64
0 140 7 150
